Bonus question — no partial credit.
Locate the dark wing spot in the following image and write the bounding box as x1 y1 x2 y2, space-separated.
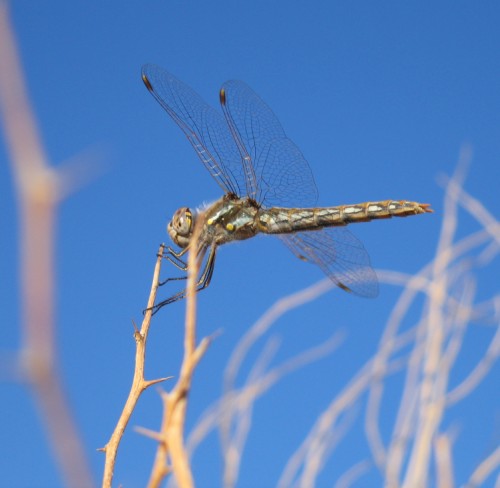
219 88 227 105
338 282 353 293
142 74 153 92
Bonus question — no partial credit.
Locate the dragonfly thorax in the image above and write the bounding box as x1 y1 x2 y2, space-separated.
167 207 194 248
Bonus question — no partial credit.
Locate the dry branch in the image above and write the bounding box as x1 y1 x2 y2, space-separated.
101 244 170 488
277 151 500 487
0 3 93 486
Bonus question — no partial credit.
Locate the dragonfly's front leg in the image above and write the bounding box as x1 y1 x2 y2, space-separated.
147 245 217 315
162 246 189 272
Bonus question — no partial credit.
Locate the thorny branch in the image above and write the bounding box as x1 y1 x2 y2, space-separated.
101 244 170 488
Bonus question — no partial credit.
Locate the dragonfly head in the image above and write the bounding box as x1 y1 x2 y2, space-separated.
168 207 194 248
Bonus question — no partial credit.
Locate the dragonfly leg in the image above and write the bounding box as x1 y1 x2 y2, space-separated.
162 275 188 285
163 255 187 272
145 245 217 315
163 246 188 268
166 245 189 257
158 247 190 285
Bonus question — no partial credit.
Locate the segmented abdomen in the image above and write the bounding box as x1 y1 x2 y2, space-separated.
257 200 432 234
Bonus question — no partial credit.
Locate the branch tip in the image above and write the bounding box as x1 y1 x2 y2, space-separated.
134 426 164 443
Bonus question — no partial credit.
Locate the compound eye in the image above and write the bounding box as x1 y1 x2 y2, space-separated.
174 207 193 236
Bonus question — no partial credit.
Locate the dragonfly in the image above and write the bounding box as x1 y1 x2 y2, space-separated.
142 64 432 314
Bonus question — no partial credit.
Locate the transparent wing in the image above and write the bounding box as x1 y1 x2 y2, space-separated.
142 64 246 196
279 228 379 297
220 80 319 208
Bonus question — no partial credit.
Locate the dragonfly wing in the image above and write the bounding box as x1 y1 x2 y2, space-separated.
142 64 246 196
220 80 318 208
279 228 379 298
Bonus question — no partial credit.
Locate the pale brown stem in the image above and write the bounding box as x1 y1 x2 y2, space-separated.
434 434 454 488
101 245 170 488
466 444 500 487
0 3 93 486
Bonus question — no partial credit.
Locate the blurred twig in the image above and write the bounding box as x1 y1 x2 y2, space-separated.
377 150 499 487
434 434 454 488
465 445 500 488
220 332 343 488
176 279 342 488
0 2 93 486
276 150 500 487
223 279 334 390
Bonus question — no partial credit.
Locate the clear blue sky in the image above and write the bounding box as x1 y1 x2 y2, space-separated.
1 1 499 486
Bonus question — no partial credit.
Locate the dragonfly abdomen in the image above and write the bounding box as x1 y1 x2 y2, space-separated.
258 200 432 234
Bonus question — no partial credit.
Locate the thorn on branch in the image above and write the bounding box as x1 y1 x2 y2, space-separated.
144 377 173 389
